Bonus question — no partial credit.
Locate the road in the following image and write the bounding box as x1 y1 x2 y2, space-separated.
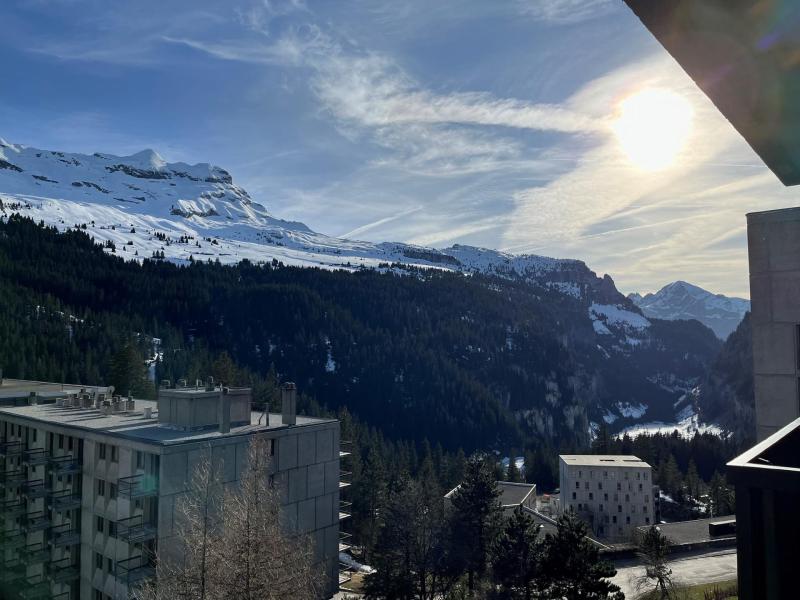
611 548 737 599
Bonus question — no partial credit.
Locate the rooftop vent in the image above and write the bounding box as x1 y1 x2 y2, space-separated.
160 379 171 389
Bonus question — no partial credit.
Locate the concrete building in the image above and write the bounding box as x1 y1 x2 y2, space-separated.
559 455 654 543
0 378 343 600
747 207 800 440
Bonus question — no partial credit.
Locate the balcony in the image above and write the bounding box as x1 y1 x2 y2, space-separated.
49 523 80 548
116 514 157 544
0 529 26 550
339 469 352 490
22 448 49 467
0 440 22 458
340 440 353 459
339 530 352 553
22 511 51 533
0 498 27 517
22 479 49 501
46 557 80 584
20 542 50 564
16 574 51 600
118 473 158 498
116 551 156 584
47 455 81 476
0 558 26 585
339 562 356 587
48 489 81 511
339 500 352 522
0 469 25 490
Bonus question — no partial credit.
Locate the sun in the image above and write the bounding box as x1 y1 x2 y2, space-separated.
612 88 694 171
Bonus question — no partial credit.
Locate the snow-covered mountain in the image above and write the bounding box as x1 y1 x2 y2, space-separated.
0 137 625 299
629 281 750 340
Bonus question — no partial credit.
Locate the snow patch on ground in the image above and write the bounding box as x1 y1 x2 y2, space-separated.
616 402 647 419
339 552 375 574
615 409 724 439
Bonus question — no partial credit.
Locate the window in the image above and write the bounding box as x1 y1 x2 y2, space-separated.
617 482 621 491
584 481 589 490
109 483 117 500
96 479 106 498
58 434 64 450
108 521 117 538
95 552 103 570
599 504 604 512
111 446 118 463
637 472 641 480
639 483 643 492
646 517 650 524
625 494 630 502
643 506 648 514
645 495 649 503
106 557 114 574
575 482 580 490
572 492 577 500
32 429 37 443
589 492 594 500
68 437 73 451
95 589 103 600
98 443 106 460
96 516 104 534
626 516 631 524
603 471 608 478
604 493 608 501
644 472 648 481
618 505 622 513
612 516 617 524
136 451 144 470
269 439 275 456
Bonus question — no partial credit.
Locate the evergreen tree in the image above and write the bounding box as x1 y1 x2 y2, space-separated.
708 471 734 517
450 455 503 594
506 453 521 483
109 341 154 398
635 525 674 599
491 506 542 600
540 511 624 600
685 459 701 500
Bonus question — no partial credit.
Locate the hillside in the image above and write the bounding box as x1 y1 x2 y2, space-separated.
0 216 722 451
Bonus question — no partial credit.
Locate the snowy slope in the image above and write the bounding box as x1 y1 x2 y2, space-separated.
0 138 606 279
629 281 749 340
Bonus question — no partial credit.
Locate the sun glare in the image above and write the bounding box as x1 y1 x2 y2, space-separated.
612 88 694 171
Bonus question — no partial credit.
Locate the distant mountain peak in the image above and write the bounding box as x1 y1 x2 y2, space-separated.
629 281 749 340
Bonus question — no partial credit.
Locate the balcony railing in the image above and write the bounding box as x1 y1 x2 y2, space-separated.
22 511 51 533
20 542 50 564
47 455 82 475
17 574 51 600
339 530 353 553
22 448 49 467
22 479 49 500
0 558 26 584
339 500 352 522
0 440 22 458
48 489 81 511
116 551 156 584
116 514 157 544
340 440 353 459
118 473 158 498
339 469 352 490
0 529 26 550
339 562 356 587
49 523 80 548
46 557 80 584
0 498 27 517
0 469 25 490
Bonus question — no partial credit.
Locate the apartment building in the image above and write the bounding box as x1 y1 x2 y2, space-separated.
0 378 342 600
559 455 654 543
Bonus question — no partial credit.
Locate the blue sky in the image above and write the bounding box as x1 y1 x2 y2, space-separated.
1 0 796 297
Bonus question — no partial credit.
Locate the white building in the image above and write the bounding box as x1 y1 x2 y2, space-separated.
0 378 343 600
559 455 654 542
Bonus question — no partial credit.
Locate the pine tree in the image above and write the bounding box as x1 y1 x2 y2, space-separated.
540 511 624 600
450 455 503 594
491 506 542 600
109 341 154 398
685 459 701 500
635 525 674 599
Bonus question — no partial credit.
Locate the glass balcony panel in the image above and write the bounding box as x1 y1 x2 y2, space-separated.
118 474 158 498
0 469 25 490
22 479 49 500
47 455 82 475
116 514 157 544
46 557 80 584
22 449 49 467
0 440 22 458
116 551 156 584
49 523 80 547
48 489 81 511
20 542 50 564
0 498 27 517
22 511 51 532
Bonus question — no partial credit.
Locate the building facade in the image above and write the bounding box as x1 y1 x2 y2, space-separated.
559 455 654 543
747 207 800 441
0 378 342 600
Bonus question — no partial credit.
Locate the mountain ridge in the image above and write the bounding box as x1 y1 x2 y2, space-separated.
629 280 750 340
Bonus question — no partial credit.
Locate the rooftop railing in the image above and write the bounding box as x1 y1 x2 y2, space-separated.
116 514 158 544
118 473 158 498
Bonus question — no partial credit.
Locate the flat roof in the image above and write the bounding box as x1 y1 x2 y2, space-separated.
637 517 736 546
746 205 800 224
0 378 110 399
560 455 651 468
497 482 536 507
0 381 335 447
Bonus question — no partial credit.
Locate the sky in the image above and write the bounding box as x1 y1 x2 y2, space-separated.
1 0 798 298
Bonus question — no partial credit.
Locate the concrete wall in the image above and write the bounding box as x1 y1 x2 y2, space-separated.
559 460 653 542
748 208 800 441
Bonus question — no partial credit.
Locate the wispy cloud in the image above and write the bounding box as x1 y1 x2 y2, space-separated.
514 0 619 24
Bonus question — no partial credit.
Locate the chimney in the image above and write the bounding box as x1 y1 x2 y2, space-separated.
219 387 231 434
281 382 297 426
